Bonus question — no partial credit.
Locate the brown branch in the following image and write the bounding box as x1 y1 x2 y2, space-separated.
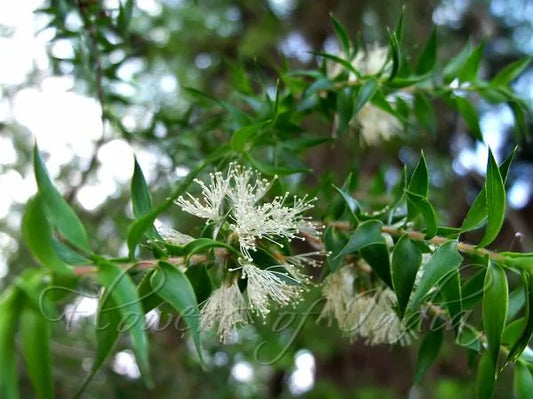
329 221 508 263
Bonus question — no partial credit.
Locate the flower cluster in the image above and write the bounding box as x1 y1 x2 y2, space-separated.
319 264 414 346
174 164 322 341
176 164 317 260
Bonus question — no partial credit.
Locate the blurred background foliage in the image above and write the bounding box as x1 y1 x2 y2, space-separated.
1 0 533 397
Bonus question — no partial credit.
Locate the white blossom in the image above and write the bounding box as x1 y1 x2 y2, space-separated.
241 262 302 319
318 265 357 327
231 193 316 260
355 103 402 146
278 251 325 283
175 170 230 222
351 44 390 77
200 281 248 343
345 288 415 346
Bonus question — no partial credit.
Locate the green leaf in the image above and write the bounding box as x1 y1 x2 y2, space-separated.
324 226 348 272
183 238 240 258
416 28 438 75
406 192 438 238
0 287 21 399
440 270 463 332
455 42 485 83
332 184 360 223
478 149 506 247
514 362 533 399
443 41 473 83
483 261 508 364
186 264 213 305
408 152 429 197
127 153 216 257
231 120 271 153
506 272 533 364
76 291 122 399
453 96 483 141
359 243 392 288
476 351 496 399
353 78 378 115
131 158 153 218
391 235 422 317
330 14 351 56
22 195 72 274
491 57 532 87
96 261 152 385
414 320 444 384
21 306 53 399
386 28 400 80
151 261 204 364
336 87 354 136
33 144 90 251
414 93 436 134
461 148 515 232
244 154 310 176
410 241 463 309
313 51 359 77
336 220 385 258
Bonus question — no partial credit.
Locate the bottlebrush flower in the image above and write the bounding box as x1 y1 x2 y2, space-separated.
200 281 248 343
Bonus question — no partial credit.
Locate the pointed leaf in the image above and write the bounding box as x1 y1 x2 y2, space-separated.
97 261 151 385
453 96 483 141
476 351 496 399
22 195 72 274
408 152 429 197
336 220 384 258
391 235 422 317
483 261 508 364
151 261 204 364
506 272 533 363
406 192 438 238
360 243 392 288
410 241 463 309
21 306 53 399
416 28 438 74
491 57 532 87
131 158 153 218
0 288 21 399
414 320 444 384
461 148 515 232
479 149 506 247
353 78 378 115
33 144 89 251
330 14 351 56
514 362 533 399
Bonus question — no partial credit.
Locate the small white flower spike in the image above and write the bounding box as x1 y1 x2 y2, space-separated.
241 262 301 319
200 281 248 343
355 104 402 146
318 265 357 327
175 170 230 222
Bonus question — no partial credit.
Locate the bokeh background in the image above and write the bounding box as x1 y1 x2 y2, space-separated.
1 0 532 397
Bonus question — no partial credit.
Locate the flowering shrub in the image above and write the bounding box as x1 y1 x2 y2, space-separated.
2 4 533 399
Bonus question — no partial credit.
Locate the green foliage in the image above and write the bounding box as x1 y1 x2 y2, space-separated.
4 4 533 398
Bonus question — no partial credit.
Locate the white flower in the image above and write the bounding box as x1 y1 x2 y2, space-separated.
231 193 316 260
351 45 390 77
318 265 357 327
241 262 302 319
345 288 415 346
175 170 229 222
355 103 402 146
175 164 317 260
200 281 248 343
277 251 325 283
328 45 389 82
